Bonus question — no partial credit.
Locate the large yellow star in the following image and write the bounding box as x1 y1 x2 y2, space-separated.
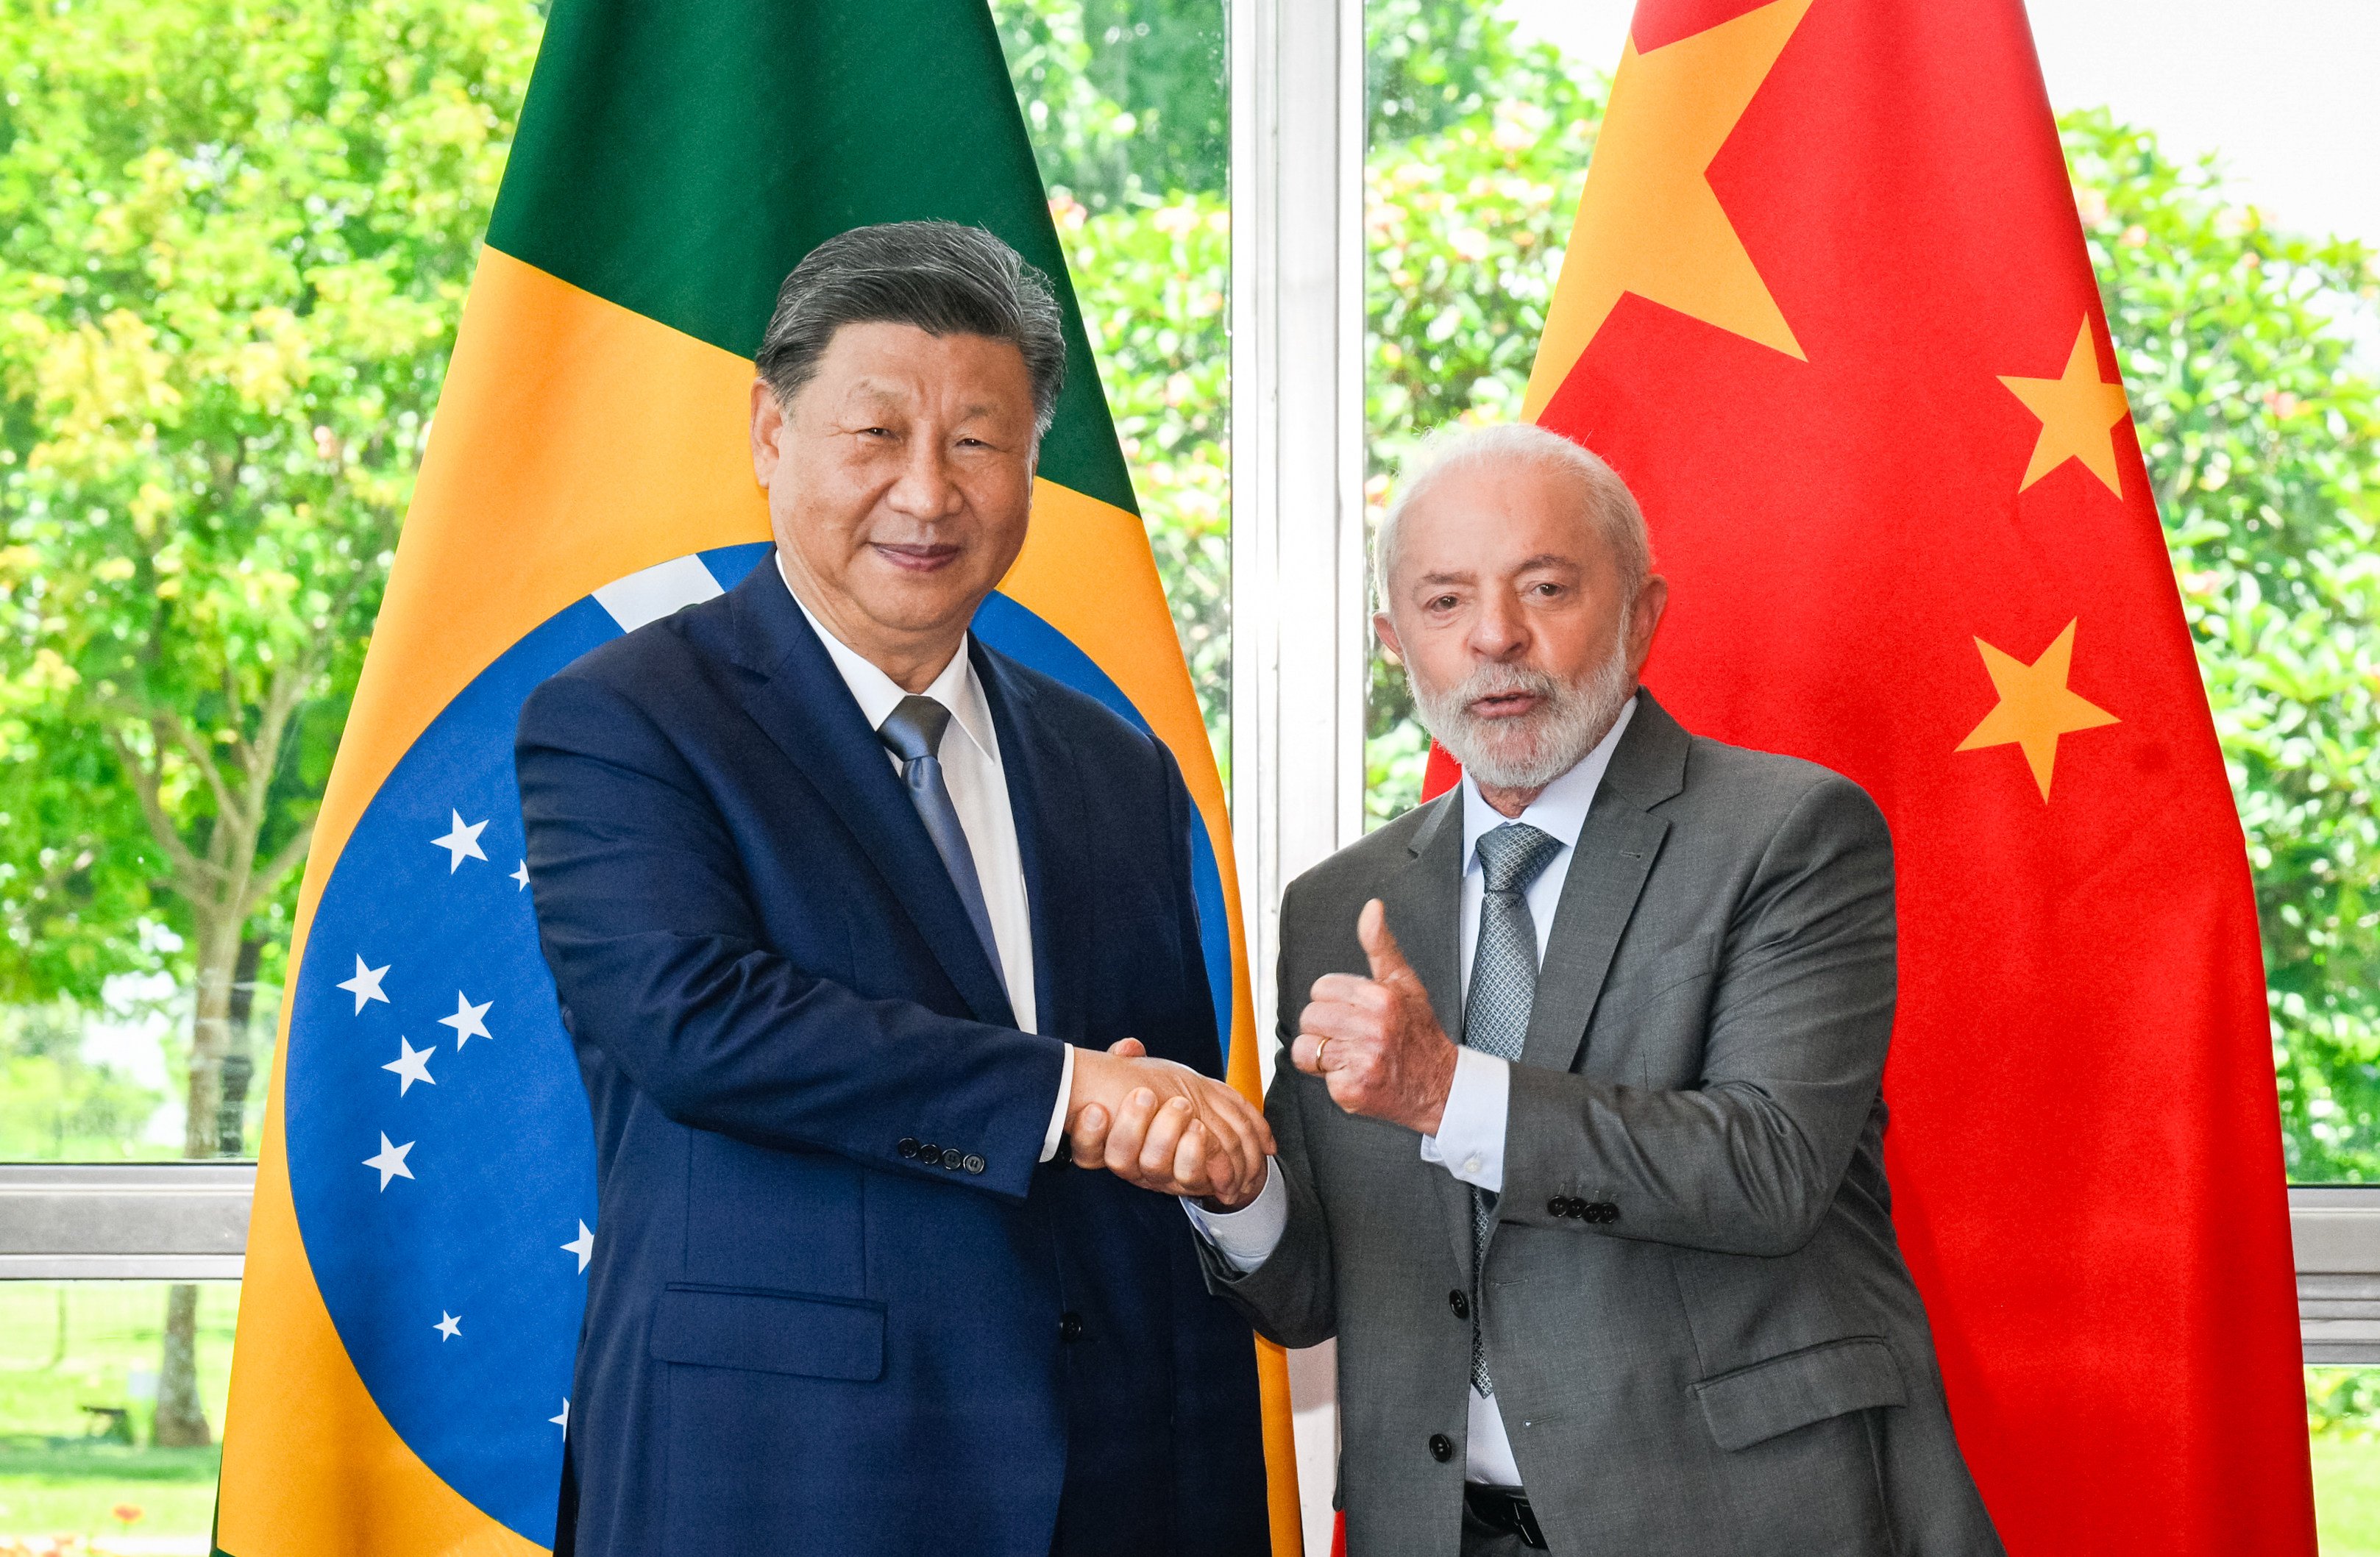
1997 318 2132 496
1953 620 2120 802
1521 0 1814 418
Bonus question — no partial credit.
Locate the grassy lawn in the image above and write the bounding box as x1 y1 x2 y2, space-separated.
2320 1433 2380 1556
0 1284 235 1547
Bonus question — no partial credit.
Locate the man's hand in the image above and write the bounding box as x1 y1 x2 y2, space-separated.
1291 899 1459 1134
1067 1039 1275 1206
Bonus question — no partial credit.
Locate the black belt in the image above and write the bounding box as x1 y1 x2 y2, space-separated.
1463 1483 1547 1550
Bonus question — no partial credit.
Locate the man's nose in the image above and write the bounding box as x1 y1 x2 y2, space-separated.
884 435 964 519
1467 591 1530 660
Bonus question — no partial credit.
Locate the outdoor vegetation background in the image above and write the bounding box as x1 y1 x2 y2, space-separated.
0 0 2374 1545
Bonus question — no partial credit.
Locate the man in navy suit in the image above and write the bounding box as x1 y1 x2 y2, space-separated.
517 221 1274 1556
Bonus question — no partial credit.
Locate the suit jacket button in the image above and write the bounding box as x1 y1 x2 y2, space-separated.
918 1144 941 1164
941 1147 965 1170
1449 1289 1470 1320
1546 1197 1567 1217
1059 1311 1084 1342
898 1138 921 1159
963 1154 987 1175
1595 1202 1619 1222
1429 1433 1454 1463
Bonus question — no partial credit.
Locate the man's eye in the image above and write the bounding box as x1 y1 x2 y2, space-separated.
1428 594 1459 611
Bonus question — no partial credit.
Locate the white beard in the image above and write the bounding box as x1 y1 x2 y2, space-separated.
1409 624 1635 792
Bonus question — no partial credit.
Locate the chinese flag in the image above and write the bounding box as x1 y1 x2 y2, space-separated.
1446 0 2312 1550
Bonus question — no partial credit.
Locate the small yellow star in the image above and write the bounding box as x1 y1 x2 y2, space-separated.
1997 318 2132 497
1953 620 2120 801
1522 0 1814 418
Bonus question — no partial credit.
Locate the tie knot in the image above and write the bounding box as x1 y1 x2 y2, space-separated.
878 695 953 764
1476 822 1561 894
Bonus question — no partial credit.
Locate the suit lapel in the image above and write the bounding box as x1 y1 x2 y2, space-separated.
973 642 1084 1041
1521 691 1691 1075
722 564 1016 1028
1380 791 1480 1280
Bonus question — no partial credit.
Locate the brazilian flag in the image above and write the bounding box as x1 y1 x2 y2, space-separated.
215 1 1300 1551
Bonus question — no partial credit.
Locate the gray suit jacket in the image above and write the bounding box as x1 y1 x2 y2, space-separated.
1204 691 2002 1557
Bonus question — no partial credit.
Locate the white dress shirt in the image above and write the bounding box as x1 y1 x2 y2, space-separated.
1185 695 1639 1484
783 559 1073 1160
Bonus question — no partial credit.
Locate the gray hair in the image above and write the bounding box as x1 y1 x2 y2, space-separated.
756 221 1068 438
1374 421 1652 610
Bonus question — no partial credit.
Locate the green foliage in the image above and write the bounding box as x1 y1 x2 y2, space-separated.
0 0 542 1010
1054 190 1232 772
2313 1367 2380 1439
995 0 1226 212
2066 110 2380 1178
0 1001 159 1160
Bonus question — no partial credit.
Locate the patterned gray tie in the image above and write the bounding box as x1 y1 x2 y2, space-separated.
1463 821 1563 1398
878 695 1006 996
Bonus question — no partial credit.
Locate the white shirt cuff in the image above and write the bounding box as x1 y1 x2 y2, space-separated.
1039 1043 1076 1164
1181 1159 1287 1272
1419 1047 1510 1192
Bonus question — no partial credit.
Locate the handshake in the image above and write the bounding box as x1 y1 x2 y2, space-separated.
1063 902 1455 1210
1065 1039 1275 1210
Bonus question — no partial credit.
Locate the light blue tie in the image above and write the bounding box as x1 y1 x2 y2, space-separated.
1464 822 1562 1397
878 695 1006 996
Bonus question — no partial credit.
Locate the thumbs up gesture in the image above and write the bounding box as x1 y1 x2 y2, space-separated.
1291 899 1460 1135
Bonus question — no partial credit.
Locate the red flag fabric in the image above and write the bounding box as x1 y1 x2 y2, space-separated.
1414 0 2314 1550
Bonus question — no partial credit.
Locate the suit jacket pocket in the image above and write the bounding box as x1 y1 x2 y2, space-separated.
649 1284 886 1382
1691 1335 1906 1451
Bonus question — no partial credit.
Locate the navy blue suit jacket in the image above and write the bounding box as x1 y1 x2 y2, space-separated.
516 562 1268 1556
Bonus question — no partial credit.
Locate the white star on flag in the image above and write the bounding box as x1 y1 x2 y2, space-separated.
383 1037 436 1096
438 991 493 1050
564 1219 595 1273
338 955 391 1014
434 1312 461 1342
511 859 530 890
365 1133 416 1191
551 1399 569 1431
432 810 489 872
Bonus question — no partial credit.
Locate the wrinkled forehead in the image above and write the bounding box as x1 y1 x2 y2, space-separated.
1391 457 1613 584
801 321 1037 421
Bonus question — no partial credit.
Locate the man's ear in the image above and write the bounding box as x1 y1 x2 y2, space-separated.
1374 608 1404 666
1627 574 1669 674
750 378 784 485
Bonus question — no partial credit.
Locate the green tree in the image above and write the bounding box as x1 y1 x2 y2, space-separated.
2065 111 2380 1180
1054 190 1232 765
996 0 1226 213
0 0 541 1444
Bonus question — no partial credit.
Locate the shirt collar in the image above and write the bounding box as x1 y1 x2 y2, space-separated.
778 552 1001 766
1459 693 1639 874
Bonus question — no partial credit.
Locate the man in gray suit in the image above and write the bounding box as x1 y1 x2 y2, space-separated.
1069 422 2003 1555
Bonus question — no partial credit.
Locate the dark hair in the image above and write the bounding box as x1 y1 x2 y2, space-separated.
755 221 1067 437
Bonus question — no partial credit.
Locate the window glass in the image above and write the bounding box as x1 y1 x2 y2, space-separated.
0 1282 238 1544
0 0 545 1167
998 0 1235 782
0 0 1231 1171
